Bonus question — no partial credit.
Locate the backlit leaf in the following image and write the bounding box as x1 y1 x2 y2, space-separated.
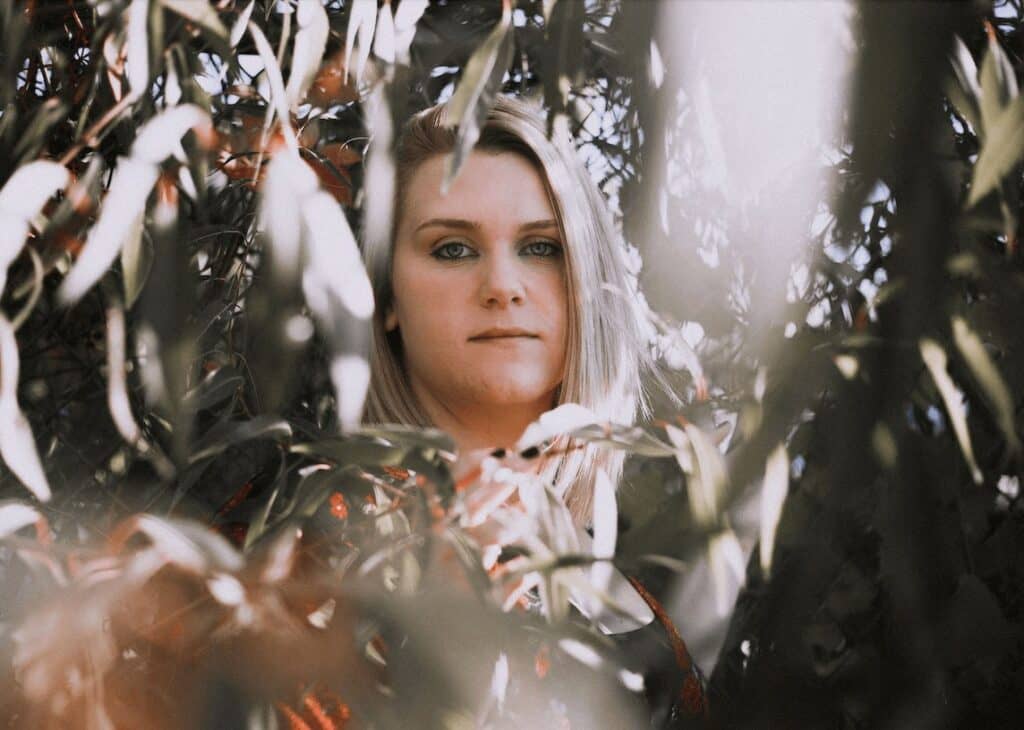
979 26 1018 134
229 0 255 48
393 0 429 63
952 316 1020 455
373 2 396 64
106 304 142 445
517 403 600 451
285 0 329 110
920 338 983 484
125 0 149 100
967 94 1024 206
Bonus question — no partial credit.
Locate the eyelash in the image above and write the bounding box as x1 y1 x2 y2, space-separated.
430 239 562 261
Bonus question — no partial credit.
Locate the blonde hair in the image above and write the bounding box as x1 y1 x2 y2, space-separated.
363 95 647 523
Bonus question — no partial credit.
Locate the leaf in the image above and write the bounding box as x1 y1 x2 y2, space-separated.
285 0 329 110
0 502 41 539
330 354 371 432
373 1 396 64
759 443 789 578
343 0 377 84
967 94 1024 207
119 212 150 308
189 416 292 463
106 304 142 445
0 160 68 293
951 316 1020 455
0 315 50 502
229 0 255 48
949 36 982 136
393 0 429 63
589 467 617 601
259 149 318 283
59 105 209 305
125 0 149 100
300 188 375 320
442 0 513 190
920 338 983 484
979 26 1018 134
111 514 242 573
516 403 600 451
160 0 229 43
248 21 299 151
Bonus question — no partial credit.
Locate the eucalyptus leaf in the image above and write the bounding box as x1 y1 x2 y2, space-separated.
920 338 983 484
967 94 1024 207
442 0 513 190
160 0 229 43
951 316 1020 455
189 416 293 464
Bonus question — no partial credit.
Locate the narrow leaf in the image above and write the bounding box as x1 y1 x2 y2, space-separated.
0 316 51 501
443 1 513 189
330 354 371 432
125 0 149 100
119 212 150 308
161 0 228 42
760 443 789 578
516 403 600 451
967 94 1024 206
979 26 1018 134
107 304 142 445
248 21 299 151
343 0 378 83
0 502 41 539
229 0 255 48
393 0 429 63
952 316 1020 454
0 160 68 292
920 338 983 484
285 0 330 110
373 2 396 64
589 467 617 600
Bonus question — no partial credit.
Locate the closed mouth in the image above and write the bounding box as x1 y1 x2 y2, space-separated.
469 328 539 341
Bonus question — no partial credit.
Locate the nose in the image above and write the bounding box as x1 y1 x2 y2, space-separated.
478 250 525 308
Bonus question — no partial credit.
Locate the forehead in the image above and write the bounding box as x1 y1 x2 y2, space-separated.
399 151 558 231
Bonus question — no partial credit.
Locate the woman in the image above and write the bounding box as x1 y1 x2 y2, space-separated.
362 94 649 524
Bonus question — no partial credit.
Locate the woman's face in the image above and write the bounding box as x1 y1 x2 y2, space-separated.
388 151 568 420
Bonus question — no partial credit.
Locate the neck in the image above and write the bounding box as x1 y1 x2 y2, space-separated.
409 382 550 455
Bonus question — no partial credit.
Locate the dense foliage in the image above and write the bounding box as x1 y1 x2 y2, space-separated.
1 0 1023 728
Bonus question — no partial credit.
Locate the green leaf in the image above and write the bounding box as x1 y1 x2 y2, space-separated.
952 316 1020 455
442 0 513 190
920 338 983 484
759 443 789 578
189 416 292 463
119 214 151 309
967 94 1024 207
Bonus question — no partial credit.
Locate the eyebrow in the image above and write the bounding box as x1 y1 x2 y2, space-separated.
413 218 560 234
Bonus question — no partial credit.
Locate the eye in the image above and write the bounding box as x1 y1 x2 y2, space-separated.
431 241 476 260
520 240 562 258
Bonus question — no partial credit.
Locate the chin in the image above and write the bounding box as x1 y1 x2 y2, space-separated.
470 374 559 409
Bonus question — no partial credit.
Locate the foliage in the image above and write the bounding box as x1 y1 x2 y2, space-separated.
0 0 1022 728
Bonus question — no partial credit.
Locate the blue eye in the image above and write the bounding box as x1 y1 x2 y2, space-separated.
520 240 562 258
431 241 475 260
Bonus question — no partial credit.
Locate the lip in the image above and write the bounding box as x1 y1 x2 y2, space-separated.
469 327 539 341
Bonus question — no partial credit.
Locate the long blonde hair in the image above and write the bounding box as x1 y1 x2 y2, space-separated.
363 95 647 522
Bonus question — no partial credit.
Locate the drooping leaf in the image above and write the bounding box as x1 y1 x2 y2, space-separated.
373 1 396 64
0 501 41 539
285 0 329 110
343 0 377 84
920 338 983 484
967 94 1024 207
248 21 299 151
393 0 429 63
0 315 51 502
0 160 68 293
951 316 1020 455
442 0 513 190
189 416 292 463
759 443 789 578
160 0 229 44
106 304 142 445
229 0 255 48
125 0 149 100
119 212 150 308
949 35 982 136
59 105 209 304
979 26 1018 134
329 354 371 432
589 467 617 601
